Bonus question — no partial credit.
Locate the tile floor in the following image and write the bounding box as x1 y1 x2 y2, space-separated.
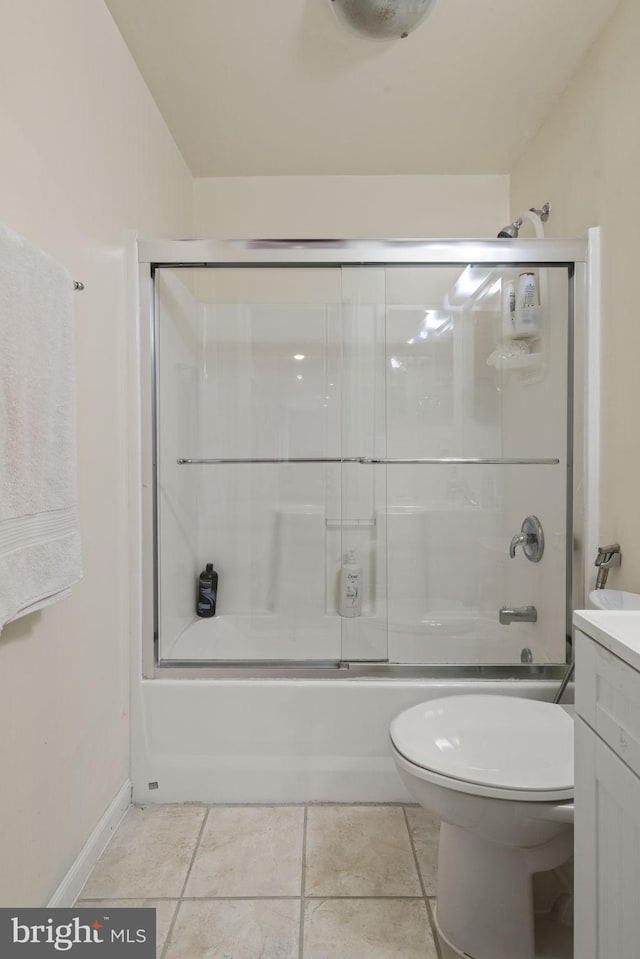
76 803 452 959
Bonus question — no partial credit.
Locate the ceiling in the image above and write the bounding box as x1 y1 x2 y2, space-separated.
104 0 620 178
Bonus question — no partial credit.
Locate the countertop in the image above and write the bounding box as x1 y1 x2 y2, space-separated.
574 609 640 672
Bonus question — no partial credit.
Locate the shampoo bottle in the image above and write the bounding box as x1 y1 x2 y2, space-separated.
513 272 541 337
196 563 218 618
339 549 362 618
517 272 539 309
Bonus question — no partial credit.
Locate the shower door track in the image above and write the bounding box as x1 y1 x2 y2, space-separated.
154 660 572 680
138 237 587 679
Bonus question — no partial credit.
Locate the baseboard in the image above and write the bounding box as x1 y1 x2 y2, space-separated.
48 780 132 907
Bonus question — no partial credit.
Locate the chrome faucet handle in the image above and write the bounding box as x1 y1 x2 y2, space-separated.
509 516 544 563
509 531 533 558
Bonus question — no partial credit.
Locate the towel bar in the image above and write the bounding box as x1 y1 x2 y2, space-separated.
177 456 561 466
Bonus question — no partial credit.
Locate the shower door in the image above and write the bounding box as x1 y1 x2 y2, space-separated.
152 254 572 668
155 266 359 665
341 265 570 666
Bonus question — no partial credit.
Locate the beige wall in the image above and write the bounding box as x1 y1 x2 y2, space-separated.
510 0 640 591
2 0 629 906
193 175 510 239
0 0 192 905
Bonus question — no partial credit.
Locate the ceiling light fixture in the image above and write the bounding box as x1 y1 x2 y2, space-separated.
328 0 437 40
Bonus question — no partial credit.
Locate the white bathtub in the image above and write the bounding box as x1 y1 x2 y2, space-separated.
131 677 567 804
163 604 537 665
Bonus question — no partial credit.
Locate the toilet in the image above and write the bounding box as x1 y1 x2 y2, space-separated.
390 695 574 959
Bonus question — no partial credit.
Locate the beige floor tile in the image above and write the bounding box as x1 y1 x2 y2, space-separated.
303 898 438 959
184 805 304 898
305 805 421 897
79 805 206 899
404 806 441 895
75 900 177 958
164 899 300 959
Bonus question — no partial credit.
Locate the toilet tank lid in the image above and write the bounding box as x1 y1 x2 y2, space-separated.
390 695 573 794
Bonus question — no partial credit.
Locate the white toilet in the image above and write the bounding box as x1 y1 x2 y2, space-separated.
390 695 574 959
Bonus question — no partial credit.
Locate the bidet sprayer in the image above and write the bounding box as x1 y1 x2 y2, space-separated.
594 543 621 589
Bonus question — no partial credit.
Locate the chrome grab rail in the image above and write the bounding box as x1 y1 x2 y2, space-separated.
177 456 560 466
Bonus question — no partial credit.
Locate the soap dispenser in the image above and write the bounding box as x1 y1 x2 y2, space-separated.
339 549 362 618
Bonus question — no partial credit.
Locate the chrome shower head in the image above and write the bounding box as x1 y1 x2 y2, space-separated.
497 203 551 239
497 219 522 239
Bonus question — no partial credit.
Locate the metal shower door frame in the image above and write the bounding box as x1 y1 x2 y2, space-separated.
136 237 587 679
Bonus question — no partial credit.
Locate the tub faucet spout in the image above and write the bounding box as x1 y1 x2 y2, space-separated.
499 606 537 625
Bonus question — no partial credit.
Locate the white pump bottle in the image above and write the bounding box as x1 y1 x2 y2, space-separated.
339 549 362 617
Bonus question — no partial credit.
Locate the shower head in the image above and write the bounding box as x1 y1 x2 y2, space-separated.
497 219 523 239
497 203 551 239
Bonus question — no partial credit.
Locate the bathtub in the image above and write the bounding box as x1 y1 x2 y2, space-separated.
130 677 568 804
163 601 545 666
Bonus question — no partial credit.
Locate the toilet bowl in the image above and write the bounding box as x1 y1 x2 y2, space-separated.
390 695 574 959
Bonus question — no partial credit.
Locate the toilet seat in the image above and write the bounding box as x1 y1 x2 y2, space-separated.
390 695 573 802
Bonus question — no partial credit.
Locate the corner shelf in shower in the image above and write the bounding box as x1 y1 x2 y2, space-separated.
488 353 542 372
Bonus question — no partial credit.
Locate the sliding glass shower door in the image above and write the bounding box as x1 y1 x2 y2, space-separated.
343 265 569 665
155 267 353 664
154 259 570 667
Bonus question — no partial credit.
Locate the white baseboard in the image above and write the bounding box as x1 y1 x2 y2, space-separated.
48 780 132 907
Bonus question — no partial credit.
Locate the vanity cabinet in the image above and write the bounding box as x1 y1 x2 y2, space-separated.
574 614 640 959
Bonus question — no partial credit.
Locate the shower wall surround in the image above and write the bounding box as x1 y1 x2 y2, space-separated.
151 245 576 671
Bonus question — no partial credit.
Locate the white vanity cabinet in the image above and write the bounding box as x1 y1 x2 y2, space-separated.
573 611 640 959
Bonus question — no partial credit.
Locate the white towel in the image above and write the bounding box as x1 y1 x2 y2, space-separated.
0 224 83 630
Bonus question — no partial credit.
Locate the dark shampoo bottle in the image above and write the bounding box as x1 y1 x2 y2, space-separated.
197 563 218 617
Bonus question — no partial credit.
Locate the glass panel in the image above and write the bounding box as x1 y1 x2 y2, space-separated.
380 265 569 664
155 267 349 663
154 261 570 668
339 269 388 661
